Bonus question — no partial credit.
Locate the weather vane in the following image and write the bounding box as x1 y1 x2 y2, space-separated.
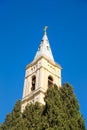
43 26 48 35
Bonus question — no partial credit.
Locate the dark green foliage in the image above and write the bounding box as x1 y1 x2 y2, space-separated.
43 85 66 129
0 83 86 130
23 102 43 130
60 83 86 130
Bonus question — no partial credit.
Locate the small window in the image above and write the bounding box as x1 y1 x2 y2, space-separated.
48 76 53 87
31 76 36 91
47 46 49 50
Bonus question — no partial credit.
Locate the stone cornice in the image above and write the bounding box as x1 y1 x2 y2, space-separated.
26 55 62 70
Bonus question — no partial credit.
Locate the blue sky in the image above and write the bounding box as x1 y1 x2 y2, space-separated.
0 0 87 127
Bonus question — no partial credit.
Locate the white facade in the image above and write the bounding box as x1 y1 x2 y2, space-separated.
21 27 62 112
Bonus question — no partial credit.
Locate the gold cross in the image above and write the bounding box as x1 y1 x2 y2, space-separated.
43 26 48 35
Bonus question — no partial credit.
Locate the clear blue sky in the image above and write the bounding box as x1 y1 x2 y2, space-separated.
0 0 87 127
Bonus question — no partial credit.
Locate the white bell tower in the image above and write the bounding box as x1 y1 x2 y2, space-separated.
21 27 62 112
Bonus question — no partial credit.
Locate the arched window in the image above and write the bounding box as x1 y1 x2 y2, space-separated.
31 75 36 91
48 76 53 87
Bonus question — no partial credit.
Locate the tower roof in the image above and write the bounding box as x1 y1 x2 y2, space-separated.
34 26 54 62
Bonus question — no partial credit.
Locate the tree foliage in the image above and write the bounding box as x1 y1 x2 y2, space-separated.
0 83 86 130
22 102 43 130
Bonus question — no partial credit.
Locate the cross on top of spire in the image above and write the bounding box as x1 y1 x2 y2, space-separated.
43 26 48 35
34 26 54 62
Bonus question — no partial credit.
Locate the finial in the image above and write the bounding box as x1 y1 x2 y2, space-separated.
43 26 48 35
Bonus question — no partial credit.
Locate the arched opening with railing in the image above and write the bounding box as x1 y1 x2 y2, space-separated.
31 75 36 91
48 76 53 87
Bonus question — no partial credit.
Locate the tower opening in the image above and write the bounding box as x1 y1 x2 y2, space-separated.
48 76 53 87
31 75 36 91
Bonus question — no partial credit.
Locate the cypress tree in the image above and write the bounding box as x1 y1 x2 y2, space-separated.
23 102 43 130
60 83 86 130
42 84 67 130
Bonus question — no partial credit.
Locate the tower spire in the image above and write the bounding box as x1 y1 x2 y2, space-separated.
34 26 54 62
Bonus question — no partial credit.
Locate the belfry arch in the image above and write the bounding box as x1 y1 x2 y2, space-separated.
48 76 53 86
31 75 36 91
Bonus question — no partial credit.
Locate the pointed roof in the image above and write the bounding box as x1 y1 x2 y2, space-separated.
34 26 54 62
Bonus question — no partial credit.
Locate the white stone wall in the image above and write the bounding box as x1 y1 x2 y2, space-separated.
21 57 61 112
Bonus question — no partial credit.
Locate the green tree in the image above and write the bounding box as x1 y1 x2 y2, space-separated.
60 83 86 130
1 113 13 130
42 84 67 130
42 83 86 130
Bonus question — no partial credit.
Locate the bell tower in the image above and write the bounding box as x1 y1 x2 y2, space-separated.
21 27 62 112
